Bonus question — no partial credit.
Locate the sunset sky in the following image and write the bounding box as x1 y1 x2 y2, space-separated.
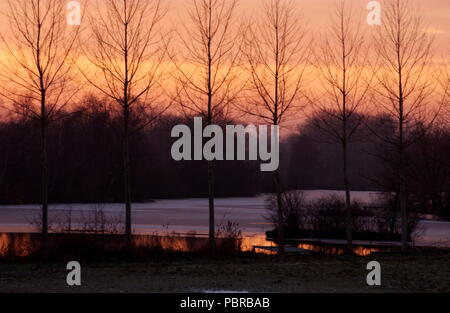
0 0 447 50
0 0 449 124
168 0 450 52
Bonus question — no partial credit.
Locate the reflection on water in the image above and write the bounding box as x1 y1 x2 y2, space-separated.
243 236 379 256
0 233 34 257
0 232 380 258
297 243 379 256
0 233 35 257
0 233 209 257
132 233 209 252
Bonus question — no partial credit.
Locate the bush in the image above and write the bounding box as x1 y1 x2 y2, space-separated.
373 193 420 241
265 191 419 242
264 190 308 239
308 195 369 238
216 221 243 255
28 204 124 234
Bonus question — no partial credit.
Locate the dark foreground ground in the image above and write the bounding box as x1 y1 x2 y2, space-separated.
0 252 449 293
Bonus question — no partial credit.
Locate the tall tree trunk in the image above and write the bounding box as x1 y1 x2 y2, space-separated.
37 17 48 254
399 148 408 251
342 138 352 253
390 193 398 236
123 12 132 247
273 22 284 255
208 160 216 255
399 83 408 252
206 98 216 256
206 24 216 256
274 169 285 255
341 33 352 253
41 108 48 253
123 106 132 246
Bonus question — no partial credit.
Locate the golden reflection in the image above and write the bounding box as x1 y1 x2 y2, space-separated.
0 232 379 258
242 235 379 256
0 233 33 257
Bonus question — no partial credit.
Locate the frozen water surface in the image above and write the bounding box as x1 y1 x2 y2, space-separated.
0 190 449 247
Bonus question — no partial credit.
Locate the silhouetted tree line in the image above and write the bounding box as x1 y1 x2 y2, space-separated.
0 96 264 203
284 113 450 220
282 113 383 191
1 96 449 220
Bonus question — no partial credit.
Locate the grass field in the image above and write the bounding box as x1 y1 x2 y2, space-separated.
0 252 449 293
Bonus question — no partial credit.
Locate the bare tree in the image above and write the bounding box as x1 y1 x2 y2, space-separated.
241 0 309 254
81 0 167 244
441 62 450 123
373 0 436 251
169 0 241 255
312 0 371 253
0 0 81 250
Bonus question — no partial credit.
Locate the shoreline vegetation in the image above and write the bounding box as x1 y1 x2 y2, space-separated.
1 190 449 260
1 232 449 261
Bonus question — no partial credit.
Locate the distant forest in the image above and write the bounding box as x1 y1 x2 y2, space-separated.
1 95 450 220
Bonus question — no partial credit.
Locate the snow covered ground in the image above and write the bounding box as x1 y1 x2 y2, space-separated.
0 190 449 247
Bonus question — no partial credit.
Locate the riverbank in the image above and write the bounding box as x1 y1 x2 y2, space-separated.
1 193 450 249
